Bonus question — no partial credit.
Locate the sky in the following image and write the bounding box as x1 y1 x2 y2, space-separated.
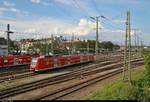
0 0 149 45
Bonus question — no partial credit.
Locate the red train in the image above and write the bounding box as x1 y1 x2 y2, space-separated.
30 54 95 72
0 54 40 68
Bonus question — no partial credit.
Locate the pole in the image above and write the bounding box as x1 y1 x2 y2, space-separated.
137 34 140 50
134 29 137 49
128 11 132 82
6 24 13 55
87 40 89 54
90 16 103 61
123 12 128 80
51 34 54 54
7 24 10 55
45 38 46 55
71 33 74 54
95 17 99 55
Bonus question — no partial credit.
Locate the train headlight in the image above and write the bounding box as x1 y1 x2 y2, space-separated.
4 60 8 63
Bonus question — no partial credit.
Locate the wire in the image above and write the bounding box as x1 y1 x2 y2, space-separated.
72 0 91 19
102 16 125 30
92 0 102 15
52 1 79 24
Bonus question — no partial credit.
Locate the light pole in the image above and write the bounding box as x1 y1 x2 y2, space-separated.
123 11 132 83
51 34 54 55
6 24 14 55
87 40 89 54
90 17 99 55
90 16 106 60
85 40 89 54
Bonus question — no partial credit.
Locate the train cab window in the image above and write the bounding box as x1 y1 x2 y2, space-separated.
44 55 53 58
31 58 38 64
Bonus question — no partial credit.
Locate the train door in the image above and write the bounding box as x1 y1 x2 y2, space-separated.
67 56 71 65
0 56 3 67
13 57 19 65
53 56 59 68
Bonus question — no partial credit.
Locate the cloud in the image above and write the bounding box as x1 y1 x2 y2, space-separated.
0 1 21 15
0 7 6 15
0 17 102 39
55 0 73 6
3 1 15 7
9 8 20 13
30 0 41 4
112 19 126 24
111 29 125 33
42 2 51 6
0 7 20 14
30 0 52 6
0 17 126 45
24 28 36 33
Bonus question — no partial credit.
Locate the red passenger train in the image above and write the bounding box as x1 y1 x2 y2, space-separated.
0 54 40 68
30 54 95 72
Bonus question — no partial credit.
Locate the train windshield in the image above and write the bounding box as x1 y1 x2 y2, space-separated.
31 58 38 64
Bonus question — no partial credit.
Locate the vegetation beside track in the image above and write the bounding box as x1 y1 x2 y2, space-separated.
88 50 150 100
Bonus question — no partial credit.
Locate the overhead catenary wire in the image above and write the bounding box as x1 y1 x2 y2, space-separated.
0 0 130 44
92 0 103 15
72 0 92 19
102 18 124 31
51 1 79 24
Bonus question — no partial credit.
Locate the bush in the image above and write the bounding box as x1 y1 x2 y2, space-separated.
129 50 150 100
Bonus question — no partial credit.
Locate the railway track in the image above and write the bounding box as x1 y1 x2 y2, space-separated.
0 62 94 83
43 62 144 100
40 69 124 100
0 54 134 79
0 53 139 78
0 65 29 78
0 72 36 83
37 61 145 100
0 57 144 100
0 55 125 83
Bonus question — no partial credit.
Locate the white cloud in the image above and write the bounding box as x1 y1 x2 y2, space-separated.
131 30 135 36
9 8 20 13
30 0 41 4
24 28 36 33
112 19 126 24
0 7 20 14
3 1 15 7
55 0 73 6
75 19 103 35
1 17 127 42
0 7 7 12
42 2 51 6
111 29 125 33
0 18 98 39
30 0 52 6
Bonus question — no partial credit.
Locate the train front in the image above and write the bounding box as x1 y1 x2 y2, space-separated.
30 57 38 71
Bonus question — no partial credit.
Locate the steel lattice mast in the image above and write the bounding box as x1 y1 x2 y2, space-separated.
123 11 132 83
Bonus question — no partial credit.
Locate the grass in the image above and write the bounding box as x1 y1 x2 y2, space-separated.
88 66 145 100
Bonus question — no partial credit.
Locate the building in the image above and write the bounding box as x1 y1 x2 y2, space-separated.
17 38 52 54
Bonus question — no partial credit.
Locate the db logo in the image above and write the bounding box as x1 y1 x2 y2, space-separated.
46 62 49 65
